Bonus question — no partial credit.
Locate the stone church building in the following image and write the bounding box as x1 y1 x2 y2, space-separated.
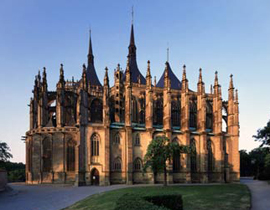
25 23 240 186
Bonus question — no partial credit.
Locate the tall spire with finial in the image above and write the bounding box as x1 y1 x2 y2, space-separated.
88 29 94 65
124 6 146 85
86 29 101 86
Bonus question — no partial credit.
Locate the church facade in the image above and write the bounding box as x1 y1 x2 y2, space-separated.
25 24 240 186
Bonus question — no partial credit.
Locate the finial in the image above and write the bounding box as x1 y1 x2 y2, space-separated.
83 63 86 71
154 76 156 87
146 60 151 77
182 65 186 80
229 74 234 89
117 63 120 71
235 89 238 102
198 68 202 83
105 66 108 72
132 6 134 24
210 84 213 94
214 71 219 86
60 63 64 76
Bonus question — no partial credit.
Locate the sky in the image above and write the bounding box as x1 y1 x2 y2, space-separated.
0 0 270 163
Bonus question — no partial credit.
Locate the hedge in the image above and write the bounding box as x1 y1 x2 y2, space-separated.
114 193 183 210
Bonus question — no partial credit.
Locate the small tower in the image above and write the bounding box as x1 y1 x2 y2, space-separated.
213 71 222 134
145 60 153 129
114 64 123 123
56 64 65 127
103 67 110 126
197 68 206 132
181 65 189 131
163 62 172 131
125 59 132 126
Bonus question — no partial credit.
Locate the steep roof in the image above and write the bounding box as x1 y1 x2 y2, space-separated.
86 32 102 86
156 62 182 89
123 24 146 84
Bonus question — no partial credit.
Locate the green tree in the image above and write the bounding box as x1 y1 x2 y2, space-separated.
253 120 270 147
143 135 191 186
240 150 252 176
0 141 13 162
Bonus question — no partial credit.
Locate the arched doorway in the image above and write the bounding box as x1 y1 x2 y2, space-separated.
91 168 99 185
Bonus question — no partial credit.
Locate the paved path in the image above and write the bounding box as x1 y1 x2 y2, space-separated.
0 183 129 210
241 177 270 210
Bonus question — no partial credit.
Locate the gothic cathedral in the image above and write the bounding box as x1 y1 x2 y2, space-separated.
25 23 240 186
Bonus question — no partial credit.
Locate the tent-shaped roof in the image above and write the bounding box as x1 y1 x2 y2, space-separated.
156 62 181 89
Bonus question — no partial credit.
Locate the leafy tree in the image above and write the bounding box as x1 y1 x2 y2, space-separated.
143 135 191 186
240 150 252 176
253 120 270 147
0 141 13 162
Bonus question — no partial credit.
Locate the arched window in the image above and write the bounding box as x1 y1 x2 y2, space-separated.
171 100 180 127
114 133 121 144
206 101 213 130
132 96 138 123
113 157 122 171
139 98 145 124
154 99 163 125
42 138 52 172
90 98 103 123
134 158 142 171
172 138 181 172
91 134 100 156
67 139 75 172
190 138 197 173
189 100 197 128
134 133 140 146
207 139 214 172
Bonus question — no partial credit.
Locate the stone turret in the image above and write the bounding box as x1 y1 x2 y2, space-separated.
145 60 153 129
197 68 206 132
56 64 65 127
181 65 189 131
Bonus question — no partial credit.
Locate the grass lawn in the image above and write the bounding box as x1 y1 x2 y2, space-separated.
64 184 250 210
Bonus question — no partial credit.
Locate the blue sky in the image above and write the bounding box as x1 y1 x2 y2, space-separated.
0 0 270 163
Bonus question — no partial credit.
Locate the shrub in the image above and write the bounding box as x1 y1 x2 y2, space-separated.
114 193 183 210
144 195 183 210
8 169 25 182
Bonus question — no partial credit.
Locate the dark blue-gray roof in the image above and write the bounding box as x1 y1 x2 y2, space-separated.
157 62 181 89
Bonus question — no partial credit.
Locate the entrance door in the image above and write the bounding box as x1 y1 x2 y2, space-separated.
91 168 99 185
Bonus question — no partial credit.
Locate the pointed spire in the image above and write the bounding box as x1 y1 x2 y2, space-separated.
125 59 131 85
146 60 151 78
229 74 234 89
104 67 109 86
128 23 137 59
214 71 219 86
42 67 47 91
88 29 94 65
60 64 64 81
210 84 213 94
235 89 238 102
82 63 87 90
154 76 156 87
182 65 186 81
198 68 203 84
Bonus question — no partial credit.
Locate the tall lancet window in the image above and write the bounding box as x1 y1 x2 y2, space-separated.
90 98 103 123
172 138 181 172
207 139 214 172
190 138 197 173
139 97 145 124
171 100 181 127
91 134 100 156
132 96 138 123
206 101 213 130
42 138 52 172
154 99 163 125
189 100 197 128
67 139 75 172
